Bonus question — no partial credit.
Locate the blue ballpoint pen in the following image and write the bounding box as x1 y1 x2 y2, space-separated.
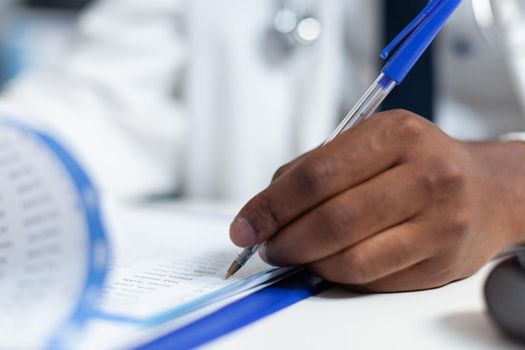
226 0 462 279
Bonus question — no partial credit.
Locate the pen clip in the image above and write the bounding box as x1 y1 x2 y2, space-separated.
380 0 443 59
379 0 461 84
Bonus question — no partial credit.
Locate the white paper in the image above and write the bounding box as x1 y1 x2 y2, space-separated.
97 202 287 324
78 272 295 350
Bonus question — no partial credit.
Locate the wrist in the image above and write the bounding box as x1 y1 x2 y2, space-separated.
463 140 525 247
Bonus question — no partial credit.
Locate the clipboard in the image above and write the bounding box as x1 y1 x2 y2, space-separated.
134 271 332 350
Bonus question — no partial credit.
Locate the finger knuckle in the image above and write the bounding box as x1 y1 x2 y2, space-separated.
391 110 427 140
420 157 466 197
271 164 290 182
389 240 412 267
343 250 373 284
295 157 334 194
445 210 471 238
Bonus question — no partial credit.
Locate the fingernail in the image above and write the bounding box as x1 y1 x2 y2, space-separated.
229 217 256 247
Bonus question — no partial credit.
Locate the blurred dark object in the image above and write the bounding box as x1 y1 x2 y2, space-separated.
485 255 525 343
24 0 93 10
382 0 435 121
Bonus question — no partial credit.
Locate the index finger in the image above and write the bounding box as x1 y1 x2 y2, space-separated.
229 110 418 247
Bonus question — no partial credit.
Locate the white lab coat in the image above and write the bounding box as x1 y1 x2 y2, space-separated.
0 0 524 201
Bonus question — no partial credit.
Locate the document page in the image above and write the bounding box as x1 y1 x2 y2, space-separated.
97 202 287 324
0 121 108 348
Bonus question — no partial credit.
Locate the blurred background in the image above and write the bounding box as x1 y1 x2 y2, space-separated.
0 0 524 198
0 0 92 89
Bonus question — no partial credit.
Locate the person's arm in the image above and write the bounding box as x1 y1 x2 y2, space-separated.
0 0 187 199
230 109 525 292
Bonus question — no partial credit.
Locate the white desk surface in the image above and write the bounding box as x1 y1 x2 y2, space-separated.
207 264 520 350
97 200 524 350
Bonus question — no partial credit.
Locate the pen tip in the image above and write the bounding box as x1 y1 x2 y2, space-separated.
225 261 242 280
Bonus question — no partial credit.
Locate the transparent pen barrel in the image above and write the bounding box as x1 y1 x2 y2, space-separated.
324 74 396 145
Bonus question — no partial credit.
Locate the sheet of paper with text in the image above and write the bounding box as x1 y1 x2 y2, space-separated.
97 202 286 325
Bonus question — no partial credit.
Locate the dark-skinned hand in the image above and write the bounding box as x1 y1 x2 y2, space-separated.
230 110 525 292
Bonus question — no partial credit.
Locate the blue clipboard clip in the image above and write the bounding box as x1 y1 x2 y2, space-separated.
134 271 332 350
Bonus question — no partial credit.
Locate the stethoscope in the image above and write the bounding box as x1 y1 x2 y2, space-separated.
265 0 322 63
